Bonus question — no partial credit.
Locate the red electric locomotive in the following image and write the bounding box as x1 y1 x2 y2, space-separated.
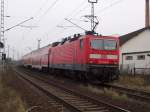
22 32 119 82
48 32 119 82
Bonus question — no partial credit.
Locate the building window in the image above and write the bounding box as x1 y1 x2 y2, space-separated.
126 56 133 60
137 55 145 60
147 54 150 57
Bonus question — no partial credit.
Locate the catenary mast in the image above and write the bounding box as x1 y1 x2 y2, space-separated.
0 0 4 43
0 0 4 60
145 0 150 27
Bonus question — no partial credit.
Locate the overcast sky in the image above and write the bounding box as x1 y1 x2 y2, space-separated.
3 0 146 59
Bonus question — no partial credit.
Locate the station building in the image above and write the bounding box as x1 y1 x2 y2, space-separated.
119 27 150 75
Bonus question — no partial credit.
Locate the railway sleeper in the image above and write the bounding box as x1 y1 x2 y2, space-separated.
79 107 108 112
62 98 88 101
48 101 59 104
70 102 95 107
84 110 109 112
68 100 92 104
75 105 103 108
84 106 106 109
48 100 58 103
70 101 93 105
62 98 84 101
84 109 109 112
55 92 72 96
61 96 85 100
58 95 78 98
48 100 64 110
60 93 78 97
49 102 60 105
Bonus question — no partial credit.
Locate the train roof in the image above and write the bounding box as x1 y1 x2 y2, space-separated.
23 32 119 58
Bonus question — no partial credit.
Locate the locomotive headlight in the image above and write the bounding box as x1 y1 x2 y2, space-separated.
89 54 101 59
107 55 118 59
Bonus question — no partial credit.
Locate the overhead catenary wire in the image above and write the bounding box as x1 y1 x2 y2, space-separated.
69 3 89 19
52 0 90 38
56 0 88 27
56 0 125 36
24 0 50 27
5 17 34 32
55 1 94 35
41 0 88 42
65 0 88 19
22 0 60 46
57 0 114 35
65 18 87 31
33 0 49 18
96 0 124 14
62 0 124 31
35 0 60 24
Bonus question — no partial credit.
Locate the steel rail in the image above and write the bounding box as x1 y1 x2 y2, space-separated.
16 68 131 112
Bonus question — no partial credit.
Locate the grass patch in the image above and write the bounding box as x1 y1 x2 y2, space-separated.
104 88 128 101
0 69 26 112
119 75 145 86
114 75 150 92
79 84 104 94
79 84 128 101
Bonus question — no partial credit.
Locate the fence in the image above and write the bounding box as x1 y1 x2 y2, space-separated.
120 64 150 75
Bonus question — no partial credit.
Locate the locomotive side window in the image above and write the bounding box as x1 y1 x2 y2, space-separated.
49 49 51 54
91 39 103 50
80 39 83 49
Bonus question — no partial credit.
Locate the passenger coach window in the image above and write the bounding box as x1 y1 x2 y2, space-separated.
80 39 83 49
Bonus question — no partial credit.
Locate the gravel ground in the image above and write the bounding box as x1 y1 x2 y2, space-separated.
1 65 62 112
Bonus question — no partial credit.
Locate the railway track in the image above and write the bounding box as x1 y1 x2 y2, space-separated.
22 67 150 104
100 83 150 103
14 68 130 112
18 67 150 104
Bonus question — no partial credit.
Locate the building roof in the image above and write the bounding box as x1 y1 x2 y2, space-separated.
120 27 150 46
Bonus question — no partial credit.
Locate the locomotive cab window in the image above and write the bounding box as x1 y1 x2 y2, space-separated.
80 39 83 49
91 39 103 50
90 39 117 50
104 40 117 50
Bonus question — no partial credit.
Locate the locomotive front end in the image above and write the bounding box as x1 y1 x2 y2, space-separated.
87 36 119 82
